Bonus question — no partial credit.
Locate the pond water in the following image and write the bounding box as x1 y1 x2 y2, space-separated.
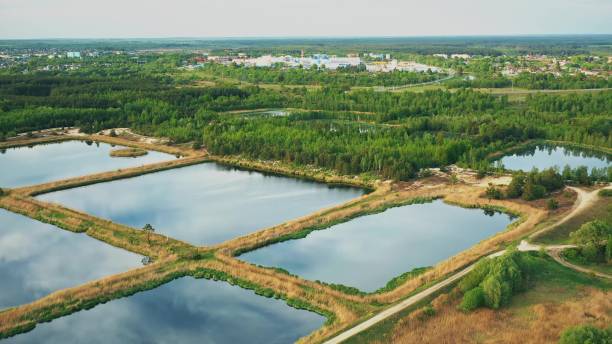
240 200 515 293
0 209 141 310
0 140 175 188
4 277 325 344
39 163 365 246
498 145 610 172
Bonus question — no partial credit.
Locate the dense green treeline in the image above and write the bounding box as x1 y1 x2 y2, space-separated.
203 117 477 180
525 92 612 115
298 88 507 117
195 63 444 87
1 73 610 180
448 72 611 90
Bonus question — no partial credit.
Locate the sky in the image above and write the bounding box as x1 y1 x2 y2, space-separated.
1 0 611 39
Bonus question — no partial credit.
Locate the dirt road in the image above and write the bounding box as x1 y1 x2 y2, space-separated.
530 186 608 240
321 264 475 344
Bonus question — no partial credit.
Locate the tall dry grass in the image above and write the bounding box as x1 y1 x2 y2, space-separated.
387 288 610 344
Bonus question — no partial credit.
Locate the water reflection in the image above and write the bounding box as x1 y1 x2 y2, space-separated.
499 145 610 172
0 209 141 310
241 200 514 292
4 277 325 344
0 140 175 187
39 163 365 245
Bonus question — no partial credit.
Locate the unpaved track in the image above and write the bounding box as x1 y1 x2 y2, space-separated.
321 241 581 344
548 248 612 279
323 185 611 344
322 264 475 344
530 186 609 240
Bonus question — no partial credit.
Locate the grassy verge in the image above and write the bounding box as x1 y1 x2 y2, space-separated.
210 155 378 190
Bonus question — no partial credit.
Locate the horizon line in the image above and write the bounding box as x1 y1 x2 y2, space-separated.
2 33 612 41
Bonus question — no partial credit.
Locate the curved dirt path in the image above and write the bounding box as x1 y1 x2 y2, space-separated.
530 185 609 240
548 248 612 279
322 264 475 344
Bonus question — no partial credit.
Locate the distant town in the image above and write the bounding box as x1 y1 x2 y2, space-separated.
1 46 610 79
184 52 445 73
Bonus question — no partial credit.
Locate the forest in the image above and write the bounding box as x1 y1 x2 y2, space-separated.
193 63 444 87
0 56 610 181
448 72 611 90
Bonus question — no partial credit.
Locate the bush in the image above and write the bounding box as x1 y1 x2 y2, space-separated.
193 136 203 150
476 168 487 179
458 250 535 312
558 325 612 344
547 198 559 210
506 172 526 198
522 182 547 201
570 220 612 263
507 168 567 201
486 184 504 200
459 286 485 312
599 189 612 197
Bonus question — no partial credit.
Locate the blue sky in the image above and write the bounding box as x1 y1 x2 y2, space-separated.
1 0 611 38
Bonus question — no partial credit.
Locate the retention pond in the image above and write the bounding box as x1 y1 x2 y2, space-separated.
3 277 325 344
498 145 610 172
0 209 141 310
0 140 175 188
241 200 515 292
38 163 365 245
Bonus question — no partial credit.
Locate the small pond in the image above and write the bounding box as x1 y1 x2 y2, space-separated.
498 145 610 172
0 209 141 310
240 200 515 292
38 163 365 245
0 140 175 188
3 277 325 344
